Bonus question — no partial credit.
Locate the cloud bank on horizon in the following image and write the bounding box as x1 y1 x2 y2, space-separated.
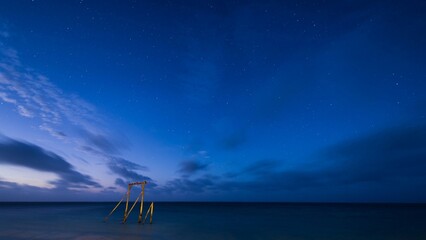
0 0 426 202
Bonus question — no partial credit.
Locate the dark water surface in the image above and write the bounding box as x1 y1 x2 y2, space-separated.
0 202 425 239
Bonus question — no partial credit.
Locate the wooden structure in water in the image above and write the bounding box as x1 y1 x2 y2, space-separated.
104 181 154 224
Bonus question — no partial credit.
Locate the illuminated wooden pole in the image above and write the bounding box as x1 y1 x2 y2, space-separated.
143 202 154 224
123 184 131 223
104 193 126 222
138 182 146 223
123 191 142 222
149 202 154 224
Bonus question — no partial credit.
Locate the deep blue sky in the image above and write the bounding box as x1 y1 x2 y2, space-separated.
0 0 425 202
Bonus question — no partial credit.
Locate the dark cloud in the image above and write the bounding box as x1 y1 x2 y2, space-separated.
212 118 247 150
228 124 426 190
0 137 101 188
225 159 281 178
178 159 209 175
112 157 148 171
162 174 219 194
114 178 127 188
159 124 426 202
241 159 280 176
108 158 155 187
322 124 426 185
220 130 247 150
57 131 66 137
230 124 426 193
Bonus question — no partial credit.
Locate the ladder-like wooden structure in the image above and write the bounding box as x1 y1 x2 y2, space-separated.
104 181 154 224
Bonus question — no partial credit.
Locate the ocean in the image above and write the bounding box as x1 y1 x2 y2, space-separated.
0 202 425 239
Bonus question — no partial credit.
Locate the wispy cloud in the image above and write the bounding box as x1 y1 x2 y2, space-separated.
0 91 16 104
79 129 122 155
0 47 102 136
38 123 66 140
16 105 33 118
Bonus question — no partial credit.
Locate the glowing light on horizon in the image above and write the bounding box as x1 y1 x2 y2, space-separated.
0 165 59 189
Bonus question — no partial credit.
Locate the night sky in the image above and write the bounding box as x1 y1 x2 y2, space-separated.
0 0 425 202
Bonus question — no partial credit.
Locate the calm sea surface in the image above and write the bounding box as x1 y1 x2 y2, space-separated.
0 202 425 240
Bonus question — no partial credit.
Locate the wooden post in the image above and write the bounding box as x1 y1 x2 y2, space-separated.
104 193 126 222
123 192 142 222
138 182 145 223
143 202 154 224
123 184 131 223
149 202 154 224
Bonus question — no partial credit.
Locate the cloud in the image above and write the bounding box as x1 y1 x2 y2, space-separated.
0 40 152 194
226 159 280 178
0 180 119 201
322 124 426 185
161 174 219 194
17 105 33 118
80 129 121 155
39 124 66 139
114 178 127 188
242 159 279 174
212 118 247 150
236 125 426 188
76 132 154 189
111 157 148 172
159 124 426 201
0 31 9 38
0 137 101 189
229 124 426 192
108 157 154 187
220 130 247 150
0 46 103 139
179 159 209 175
77 140 153 188
0 92 16 104
0 24 9 39
176 148 210 178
